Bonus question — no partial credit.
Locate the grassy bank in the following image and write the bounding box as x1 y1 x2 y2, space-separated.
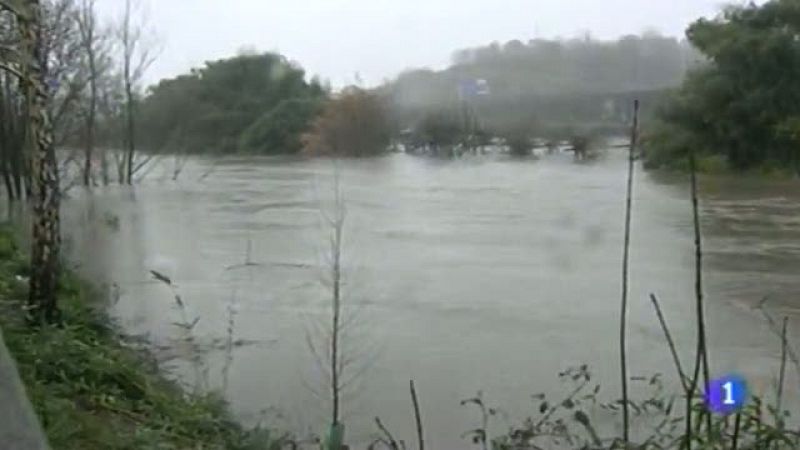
0 227 285 450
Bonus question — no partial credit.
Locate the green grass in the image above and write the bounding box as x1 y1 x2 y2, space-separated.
0 227 286 450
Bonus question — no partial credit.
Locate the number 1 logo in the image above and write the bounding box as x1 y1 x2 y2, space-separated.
722 381 735 406
707 375 747 414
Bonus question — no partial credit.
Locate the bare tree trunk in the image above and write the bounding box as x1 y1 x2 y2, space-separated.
84 73 96 185
115 144 124 183
0 73 14 200
0 69 26 200
0 139 14 200
113 0 157 186
100 147 108 185
20 0 62 323
124 76 134 184
120 0 136 185
78 0 98 187
12 142 24 199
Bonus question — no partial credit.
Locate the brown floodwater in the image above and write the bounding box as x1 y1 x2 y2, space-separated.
56 149 800 448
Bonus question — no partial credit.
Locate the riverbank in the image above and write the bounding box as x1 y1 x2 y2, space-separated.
0 226 286 449
643 152 800 179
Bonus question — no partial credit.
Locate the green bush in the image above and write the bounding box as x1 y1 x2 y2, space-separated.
695 154 728 174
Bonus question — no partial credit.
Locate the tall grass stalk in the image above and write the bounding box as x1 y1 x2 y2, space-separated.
776 317 789 428
328 170 345 427
410 380 425 450
619 99 639 443
683 148 712 448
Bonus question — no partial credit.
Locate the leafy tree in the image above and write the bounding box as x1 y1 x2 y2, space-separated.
238 98 322 154
301 87 390 157
136 52 325 155
646 0 800 172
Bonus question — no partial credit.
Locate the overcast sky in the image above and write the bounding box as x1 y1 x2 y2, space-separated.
95 0 737 88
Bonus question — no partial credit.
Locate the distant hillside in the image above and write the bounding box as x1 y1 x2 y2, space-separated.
384 33 704 136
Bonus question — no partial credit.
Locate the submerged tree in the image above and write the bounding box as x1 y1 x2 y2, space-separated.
117 0 156 184
416 110 463 154
76 0 110 186
302 87 390 157
503 126 533 157
1 0 107 198
304 169 379 449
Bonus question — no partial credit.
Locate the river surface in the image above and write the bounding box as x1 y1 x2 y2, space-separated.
59 149 800 448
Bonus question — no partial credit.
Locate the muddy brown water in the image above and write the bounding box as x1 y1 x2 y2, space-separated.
56 150 800 448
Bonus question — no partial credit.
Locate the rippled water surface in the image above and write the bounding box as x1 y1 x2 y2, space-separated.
60 150 800 447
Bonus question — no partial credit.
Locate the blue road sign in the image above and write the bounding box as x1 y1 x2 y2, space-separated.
457 79 490 99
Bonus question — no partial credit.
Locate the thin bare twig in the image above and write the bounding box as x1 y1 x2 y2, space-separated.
0 61 22 80
374 417 400 450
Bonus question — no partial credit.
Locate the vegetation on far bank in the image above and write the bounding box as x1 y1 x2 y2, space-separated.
133 31 703 160
136 52 327 155
384 32 700 134
133 52 396 158
644 0 800 175
0 227 286 450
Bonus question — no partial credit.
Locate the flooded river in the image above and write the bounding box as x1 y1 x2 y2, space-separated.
59 149 800 447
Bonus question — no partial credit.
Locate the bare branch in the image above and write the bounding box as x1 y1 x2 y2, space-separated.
0 61 22 79
374 417 400 450
0 0 31 20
